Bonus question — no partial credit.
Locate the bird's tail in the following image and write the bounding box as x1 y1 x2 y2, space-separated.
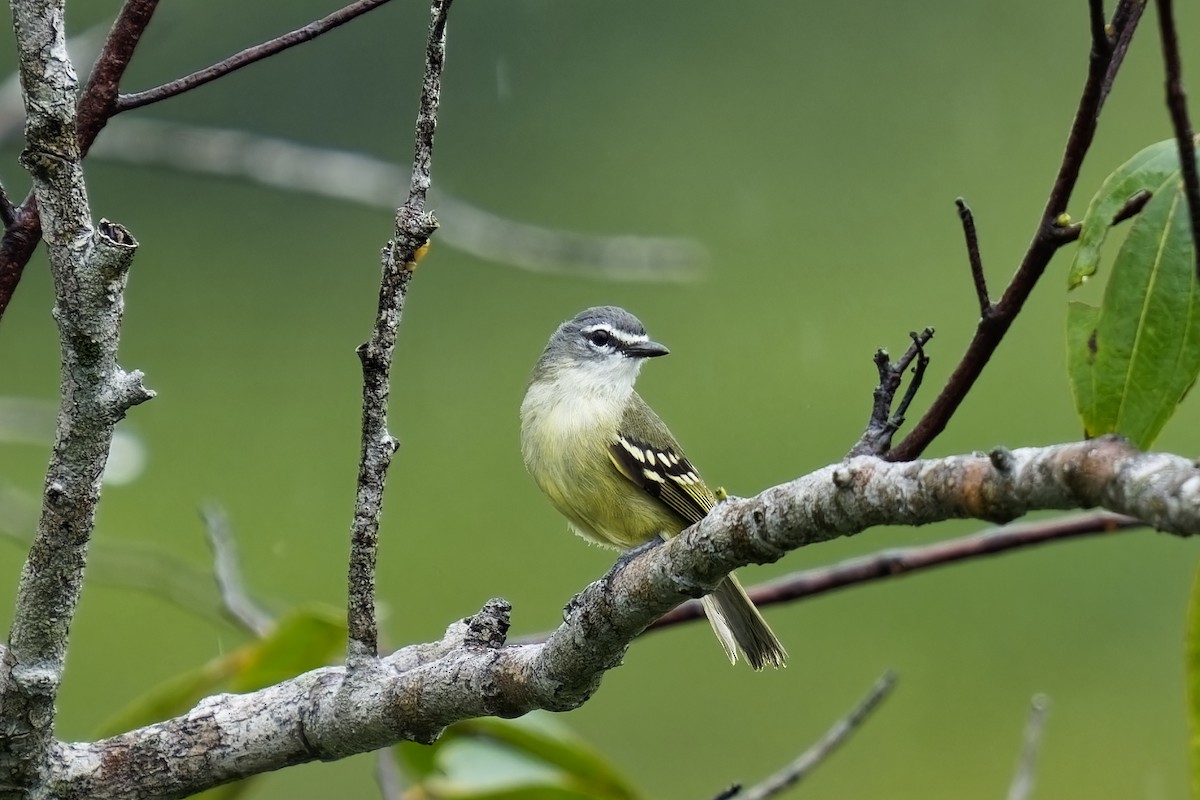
700 572 788 670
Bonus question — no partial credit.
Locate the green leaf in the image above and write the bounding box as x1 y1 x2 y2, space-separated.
227 606 345 693
1187 560 1200 798
396 713 643 800
1068 139 1182 289
1067 135 1200 448
1067 173 1200 446
95 606 344 738
93 649 245 738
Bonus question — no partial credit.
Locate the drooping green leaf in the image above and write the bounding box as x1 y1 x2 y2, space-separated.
395 713 643 800
93 649 246 738
1068 139 1182 289
95 606 344 738
227 606 345 693
1066 172 1200 446
1186 559 1200 798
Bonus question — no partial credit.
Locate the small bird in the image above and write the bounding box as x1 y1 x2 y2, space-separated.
520 306 787 669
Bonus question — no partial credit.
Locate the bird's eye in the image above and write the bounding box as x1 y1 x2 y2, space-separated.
587 329 612 347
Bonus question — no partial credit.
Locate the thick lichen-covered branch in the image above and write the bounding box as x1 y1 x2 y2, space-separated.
31 437 1199 799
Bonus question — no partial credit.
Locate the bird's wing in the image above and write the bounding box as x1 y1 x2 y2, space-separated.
607 393 716 526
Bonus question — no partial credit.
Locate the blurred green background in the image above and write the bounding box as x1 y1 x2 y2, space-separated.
3 0 1200 797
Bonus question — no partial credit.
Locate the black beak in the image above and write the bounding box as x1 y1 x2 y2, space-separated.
624 340 670 358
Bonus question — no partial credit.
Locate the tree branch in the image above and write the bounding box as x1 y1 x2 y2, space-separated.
1155 0 1200 281
116 0 398 113
1 0 151 790
346 0 452 664
74 117 705 280
733 671 896 800
200 505 273 637
889 0 1145 461
27 437 1199 798
956 198 992 317
0 0 158 323
1006 694 1050 800
847 329 934 458
643 511 1140 635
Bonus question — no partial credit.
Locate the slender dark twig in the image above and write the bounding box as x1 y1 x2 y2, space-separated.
1051 189 1152 243
1087 0 1111 60
200 505 273 637
847 328 935 458
0 0 161 323
731 672 897 800
1155 0 1200 280
889 0 1146 461
956 198 992 317
117 0 398 113
346 0 453 665
0 184 15 228
512 512 1141 646
76 0 161 150
1006 695 1050 800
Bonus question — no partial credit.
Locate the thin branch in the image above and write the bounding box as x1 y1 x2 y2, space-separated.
116 0 398 113
79 117 704 280
889 0 1145 461
1155 0 1200 281
200 505 273 637
374 749 404 800
1051 188 1152 243
956 198 992 317
510 511 1140 650
847 328 935 458
0 182 14 227
76 0 161 152
1087 0 1111 60
0 3 158 323
346 0 453 665
1006 695 1050 800
733 671 897 800
604 511 1141 640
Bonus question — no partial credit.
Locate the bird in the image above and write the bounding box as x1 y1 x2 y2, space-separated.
520 305 786 669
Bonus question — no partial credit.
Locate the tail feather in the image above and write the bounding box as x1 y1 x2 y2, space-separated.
700 573 787 670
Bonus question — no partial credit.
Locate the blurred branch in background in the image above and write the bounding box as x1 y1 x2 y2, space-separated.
1006 695 1050 800
888 0 1145 461
730 671 897 800
200 504 274 637
85 117 707 282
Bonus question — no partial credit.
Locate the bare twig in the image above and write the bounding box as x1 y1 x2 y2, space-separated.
1006 695 1050 800
847 328 934 458
956 198 992 317
374 749 404 800
0 183 14 227
76 0 161 150
200 505 273 637
80 117 704 280
0 3 158 322
889 0 1146 461
733 671 897 800
1155 0 1200 280
346 0 453 664
1051 188 1152 243
513 511 1140 647
116 0 398 113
